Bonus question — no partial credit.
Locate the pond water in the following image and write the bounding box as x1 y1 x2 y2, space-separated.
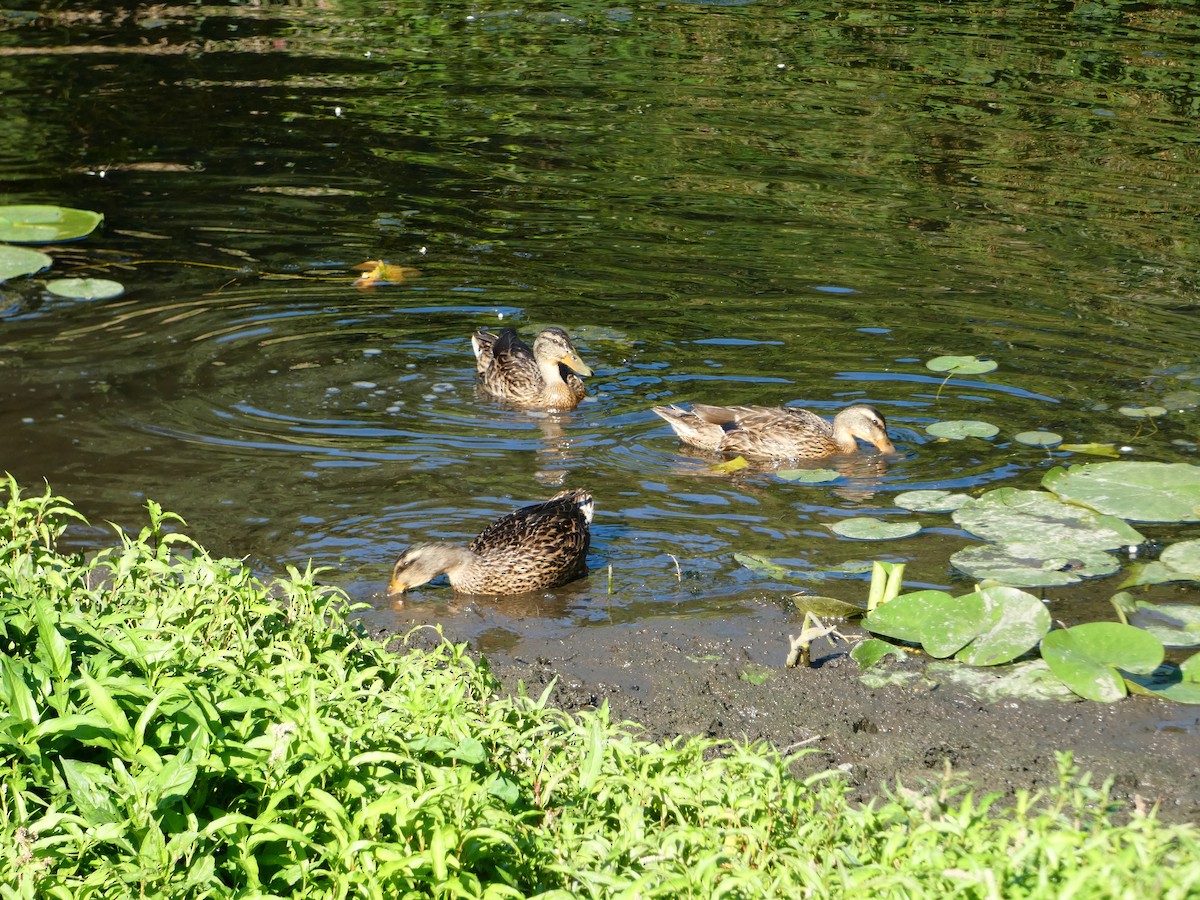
2 1 1198 654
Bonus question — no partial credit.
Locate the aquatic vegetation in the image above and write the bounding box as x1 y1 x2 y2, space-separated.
0 204 103 243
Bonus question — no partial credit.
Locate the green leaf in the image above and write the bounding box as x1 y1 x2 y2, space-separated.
1110 593 1200 648
0 657 39 725
1117 405 1166 419
33 600 73 682
828 517 921 540
862 590 984 657
791 593 866 619
1041 623 1164 703
711 455 749 474
926 420 1000 440
82 671 134 741
1125 665 1200 704
0 244 53 281
956 586 1051 667
925 659 1081 703
850 639 906 669
1120 539 1200 587
893 489 971 513
733 552 793 580
925 355 998 375
775 467 840 483
1057 442 1122 458
952 488 1144 552
1044 461 1200 523
1013 431 1063 447
950 543 1120 587
45 277 124 300
0 204 103 243
61 758 122 826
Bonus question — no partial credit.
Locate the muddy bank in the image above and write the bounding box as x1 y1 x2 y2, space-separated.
384 615 1200 824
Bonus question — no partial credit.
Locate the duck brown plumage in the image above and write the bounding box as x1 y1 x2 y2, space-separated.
387 488 593 596
651 403 896 460
471 327 592 409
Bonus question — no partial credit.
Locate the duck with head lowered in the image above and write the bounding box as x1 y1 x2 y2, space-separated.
387 488 593 597
651 402 896 460
471 326 593 410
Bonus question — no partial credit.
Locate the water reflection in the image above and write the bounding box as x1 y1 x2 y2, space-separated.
2 0 1199 652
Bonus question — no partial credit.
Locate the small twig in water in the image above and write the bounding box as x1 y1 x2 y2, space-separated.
667 554 682 582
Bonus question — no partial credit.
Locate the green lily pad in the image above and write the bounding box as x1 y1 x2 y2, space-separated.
733 552 792 580
862 589 984 657
1041 623 1164 703
1110 592 1200 648
1117 405 1166 419
0 204 103 243
791 593 866 619
776 467 840 483
851 638 907 669
952 488 1145 552
950 544 1120 587
829 517 921 541
955 586 1051 667
1120 539 1200 588
926 420 1000 440
893 489 971 513
1013 431 1063 447
1043 461 1200 523
0 245 53 282
45 277 124 300
925 355 998 375
1125 663 1200 704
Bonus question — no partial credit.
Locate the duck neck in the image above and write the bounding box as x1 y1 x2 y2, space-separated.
426 544 488 592
829 420 860 454
536 360 577 407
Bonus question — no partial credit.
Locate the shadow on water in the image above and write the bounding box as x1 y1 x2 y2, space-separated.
1 0 1198 652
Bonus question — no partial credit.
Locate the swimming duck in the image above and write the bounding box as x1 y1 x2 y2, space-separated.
387 488 593 596
471 326 593 409
651 403 896 460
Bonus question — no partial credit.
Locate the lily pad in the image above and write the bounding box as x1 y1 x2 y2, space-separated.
1159 390 1200 411
1040 623 1164 703
925 355 998 376
850 638 907 669
862 590 984 658
733 553 792 580
45 277 124 300
0 204 103 243
1110 593 1200 648
829 517 921 541
791 593 866 619
950 544 1120 587
1013 431 1063 447
776 467 839 483
1043 461 1200 523
0 245 52 282
1120 538 1200 587
1117 405 1166 419
1125 662 1200 704
955 586 1051 667
926 420 1000 440
952 488 1144 552
893 489 971 513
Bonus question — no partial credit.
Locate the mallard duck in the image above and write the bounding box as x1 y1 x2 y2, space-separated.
651 403 896 460
471 327 592 409
387 488 593 596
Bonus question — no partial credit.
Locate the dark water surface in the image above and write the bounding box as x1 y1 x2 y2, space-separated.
2 1 1198 652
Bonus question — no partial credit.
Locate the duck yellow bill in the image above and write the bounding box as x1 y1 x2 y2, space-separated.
561 351 593 377
871 435 898 455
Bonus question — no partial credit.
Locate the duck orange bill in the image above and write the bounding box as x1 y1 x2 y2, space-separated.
561 351 593 377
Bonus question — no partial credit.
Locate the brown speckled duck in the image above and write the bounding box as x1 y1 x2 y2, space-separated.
387 488 593 596
652 403 896 460
471 327 592 410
